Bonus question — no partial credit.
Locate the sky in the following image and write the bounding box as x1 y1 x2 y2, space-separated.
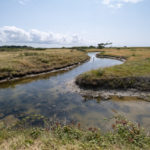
0 0 150 47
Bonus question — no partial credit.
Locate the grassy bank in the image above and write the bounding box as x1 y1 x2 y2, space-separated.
76 47 150 90
0 48 89 81
0 115 150 150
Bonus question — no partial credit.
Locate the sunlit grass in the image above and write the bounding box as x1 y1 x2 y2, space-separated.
78 47 150 79
0 48 89 80
97 47 150 78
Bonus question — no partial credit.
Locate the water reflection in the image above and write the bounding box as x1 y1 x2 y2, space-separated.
0 53 150 130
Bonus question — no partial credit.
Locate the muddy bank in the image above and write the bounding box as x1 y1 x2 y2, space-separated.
76 76 150 91
0 58 89 84
79 88 150 102
67 80 150 102
96 53 127 61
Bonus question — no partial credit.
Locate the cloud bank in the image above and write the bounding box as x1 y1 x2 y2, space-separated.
102 0 143 8
0 26 84 46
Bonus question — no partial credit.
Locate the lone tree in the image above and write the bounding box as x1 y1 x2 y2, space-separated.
97 42 112 49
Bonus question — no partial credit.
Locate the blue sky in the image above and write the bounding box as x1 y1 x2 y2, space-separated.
0 0 149 47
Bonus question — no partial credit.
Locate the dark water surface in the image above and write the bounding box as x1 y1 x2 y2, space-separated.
0 52 150 130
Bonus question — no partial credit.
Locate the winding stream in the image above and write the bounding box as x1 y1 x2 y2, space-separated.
0 52 150 130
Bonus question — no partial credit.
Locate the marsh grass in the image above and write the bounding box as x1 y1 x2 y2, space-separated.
83 68 105 78
76 47 150 90
78 47 150 79
100 48 150 77
0 48 89 80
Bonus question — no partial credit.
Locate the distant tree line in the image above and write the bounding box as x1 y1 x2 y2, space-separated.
0 45 46 51
65 42 112 50
0 42 113 52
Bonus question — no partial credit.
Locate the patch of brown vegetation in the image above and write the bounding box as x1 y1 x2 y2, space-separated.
0 49 89 81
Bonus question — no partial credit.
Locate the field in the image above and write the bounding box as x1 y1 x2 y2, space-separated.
96 47 150 77
0 48 89 81
76 47 150 90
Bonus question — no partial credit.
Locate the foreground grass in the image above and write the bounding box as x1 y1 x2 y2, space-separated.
0 115 150 150
76 47 150 90
0 48 89 80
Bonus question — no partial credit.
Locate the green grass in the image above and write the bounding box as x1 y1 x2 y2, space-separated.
82 47 150 78
96 47 150 78
0 48 89 80
0 115 150 150
76 47 150 90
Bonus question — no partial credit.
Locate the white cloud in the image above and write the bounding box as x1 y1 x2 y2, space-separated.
102 0 143 8
0 26 85 46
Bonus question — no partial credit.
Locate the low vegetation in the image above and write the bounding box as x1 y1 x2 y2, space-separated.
76 47 150 90
0 45 46 51
0 115 150 150
0 47 89 81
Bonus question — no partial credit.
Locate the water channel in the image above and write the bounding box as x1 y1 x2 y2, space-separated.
0 52 150 130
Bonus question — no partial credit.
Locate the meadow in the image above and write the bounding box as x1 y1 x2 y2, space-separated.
0 47 89 81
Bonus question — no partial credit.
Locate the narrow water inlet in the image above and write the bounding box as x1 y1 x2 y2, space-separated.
0 52 150 130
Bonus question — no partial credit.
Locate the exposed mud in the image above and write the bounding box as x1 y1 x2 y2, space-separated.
96 53 127 62
68 79 150 102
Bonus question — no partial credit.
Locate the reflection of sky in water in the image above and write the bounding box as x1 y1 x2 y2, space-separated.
0 53 150 130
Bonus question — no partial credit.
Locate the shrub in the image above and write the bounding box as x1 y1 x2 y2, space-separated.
110 115 150 148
